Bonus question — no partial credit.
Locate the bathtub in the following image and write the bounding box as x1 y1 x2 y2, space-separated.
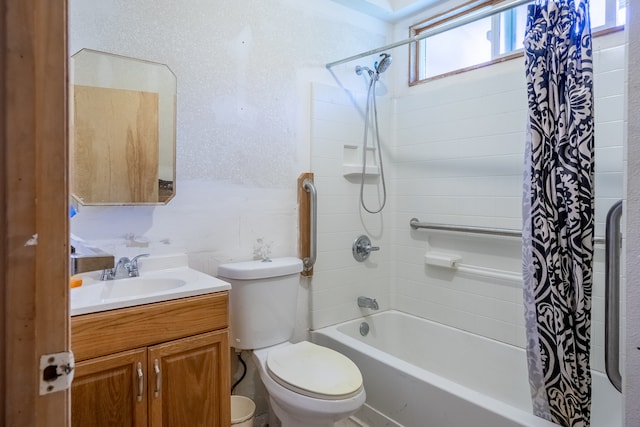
312 310 621 427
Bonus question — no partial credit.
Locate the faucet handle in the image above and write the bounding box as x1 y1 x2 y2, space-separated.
101 257 130 280
130 253 150 264
100 269 113 281
128 253 150 277
352 235 380 262
117 256 131 266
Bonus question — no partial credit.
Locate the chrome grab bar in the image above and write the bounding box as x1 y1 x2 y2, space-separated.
410 218 521 238
409 218 606 245
302 179 317 271
605 199 623 392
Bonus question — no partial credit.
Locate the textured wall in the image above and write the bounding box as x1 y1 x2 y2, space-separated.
68 0 388 268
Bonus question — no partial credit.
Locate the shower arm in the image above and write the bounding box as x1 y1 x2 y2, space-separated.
605 199 623 393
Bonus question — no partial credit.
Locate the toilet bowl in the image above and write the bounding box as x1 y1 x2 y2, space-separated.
253 342 365 427
217 257 366 427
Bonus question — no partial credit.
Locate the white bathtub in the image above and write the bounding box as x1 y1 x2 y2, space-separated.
312 310 621 427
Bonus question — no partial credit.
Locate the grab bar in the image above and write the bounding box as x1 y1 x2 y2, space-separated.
409 218 606 245
605 199 623 392
302 179 317 271
410 218 521 238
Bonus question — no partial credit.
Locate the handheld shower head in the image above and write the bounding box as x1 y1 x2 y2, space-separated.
375 53 392 75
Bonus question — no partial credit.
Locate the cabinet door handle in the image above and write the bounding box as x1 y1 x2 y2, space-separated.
136 362 144 402
153 359 161 398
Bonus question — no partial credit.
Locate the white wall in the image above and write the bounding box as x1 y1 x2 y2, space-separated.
69 0 388 270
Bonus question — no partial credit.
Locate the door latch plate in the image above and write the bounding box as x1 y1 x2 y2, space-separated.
39 351 75 395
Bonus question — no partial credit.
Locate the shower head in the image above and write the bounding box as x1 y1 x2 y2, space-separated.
375 53 392 75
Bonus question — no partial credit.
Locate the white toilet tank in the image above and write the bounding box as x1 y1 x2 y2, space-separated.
218 257 303 350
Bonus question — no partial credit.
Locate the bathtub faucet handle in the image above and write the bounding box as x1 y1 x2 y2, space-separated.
352 235 380 262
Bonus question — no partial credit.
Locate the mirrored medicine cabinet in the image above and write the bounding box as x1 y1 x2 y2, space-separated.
70 49 177 205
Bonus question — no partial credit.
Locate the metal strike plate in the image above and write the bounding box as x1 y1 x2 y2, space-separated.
39 351 75 395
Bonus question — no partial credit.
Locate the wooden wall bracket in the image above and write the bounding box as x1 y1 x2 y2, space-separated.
298 172 314 277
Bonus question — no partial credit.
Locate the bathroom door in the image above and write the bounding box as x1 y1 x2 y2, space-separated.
0 0 70 425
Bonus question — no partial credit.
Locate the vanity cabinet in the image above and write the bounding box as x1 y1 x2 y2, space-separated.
148 331 228 426
72 348 147 426
71 292 230 427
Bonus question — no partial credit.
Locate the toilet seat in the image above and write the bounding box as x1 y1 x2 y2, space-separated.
266 341 363 400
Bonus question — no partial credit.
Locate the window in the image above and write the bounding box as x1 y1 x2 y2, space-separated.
410 0 626 84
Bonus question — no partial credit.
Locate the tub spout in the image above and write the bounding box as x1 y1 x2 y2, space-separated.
357 296 379 310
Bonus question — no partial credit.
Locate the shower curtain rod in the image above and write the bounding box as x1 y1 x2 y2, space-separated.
326 0 532 69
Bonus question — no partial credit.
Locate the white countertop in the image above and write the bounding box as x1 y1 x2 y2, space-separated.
70 254 230 316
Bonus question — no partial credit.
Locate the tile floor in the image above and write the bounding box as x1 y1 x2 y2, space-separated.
335 417 369 427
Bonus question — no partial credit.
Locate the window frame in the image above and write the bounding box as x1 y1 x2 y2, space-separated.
409 0 624 86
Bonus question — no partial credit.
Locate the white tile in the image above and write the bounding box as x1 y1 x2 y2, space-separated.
597 45 626 73
594 120 624 148
595 95 625 123
594 69 625 98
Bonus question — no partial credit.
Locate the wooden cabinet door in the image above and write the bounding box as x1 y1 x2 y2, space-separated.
147 330 230 427
71 348 148 427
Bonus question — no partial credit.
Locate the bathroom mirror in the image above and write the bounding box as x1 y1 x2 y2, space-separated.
70 49 176 205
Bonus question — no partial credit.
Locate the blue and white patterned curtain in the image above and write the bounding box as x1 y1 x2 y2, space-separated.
522 0 594 425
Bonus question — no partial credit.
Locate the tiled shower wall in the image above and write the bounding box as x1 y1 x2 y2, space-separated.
309 83 393 329
311 30 625 374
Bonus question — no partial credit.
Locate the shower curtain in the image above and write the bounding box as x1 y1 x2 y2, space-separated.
522 0 594 426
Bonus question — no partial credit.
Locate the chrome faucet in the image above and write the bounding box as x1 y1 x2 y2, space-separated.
101 253 150 280
357 296 379 310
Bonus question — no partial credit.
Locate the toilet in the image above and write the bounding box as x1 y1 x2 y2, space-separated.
218 257 365 427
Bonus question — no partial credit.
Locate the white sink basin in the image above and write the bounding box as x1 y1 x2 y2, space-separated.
100 278 187 300
70 254 230 316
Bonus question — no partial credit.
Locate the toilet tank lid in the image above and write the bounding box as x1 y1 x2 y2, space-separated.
217 257 303 280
